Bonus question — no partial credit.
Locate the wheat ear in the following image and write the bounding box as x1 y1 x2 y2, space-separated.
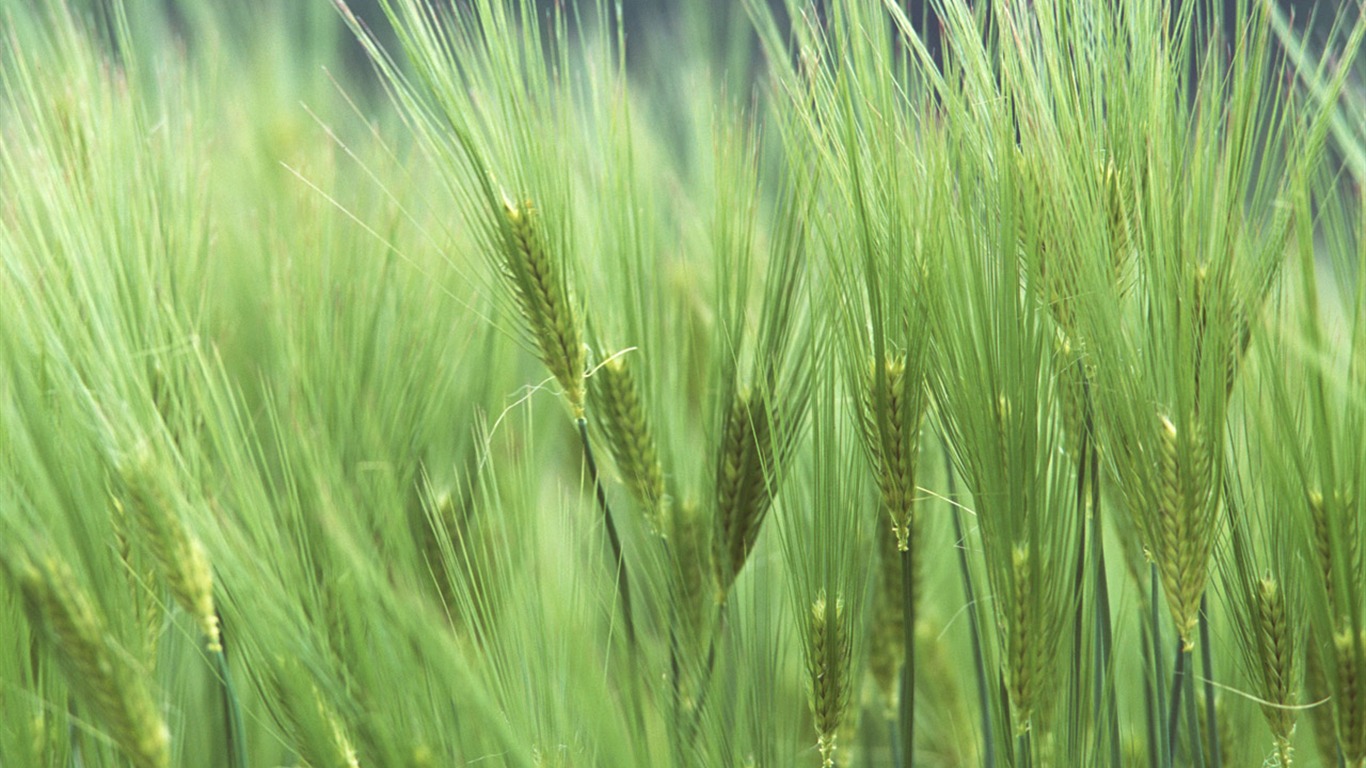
499 197 585 417
16 556 170 768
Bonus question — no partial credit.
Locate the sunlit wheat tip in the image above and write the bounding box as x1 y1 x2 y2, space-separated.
500 196 586 417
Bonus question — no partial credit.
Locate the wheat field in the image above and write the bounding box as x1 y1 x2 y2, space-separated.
1 1 1365 766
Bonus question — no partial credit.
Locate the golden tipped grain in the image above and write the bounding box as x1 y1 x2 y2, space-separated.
857 353 924 551
712 387 775 599
500 197 586 417
1333 628 1366 764
1254 577 1297 744
1154 412 1215 649
17 557 170 768
591 354 667 530
807 592 851 768
118 450 221 653
1007 544 1038 733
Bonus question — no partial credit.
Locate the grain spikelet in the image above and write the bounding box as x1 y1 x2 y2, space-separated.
117 448 220 653
712 387 775 599
1155 412 1216 648
591 353 667 530
500 197 586 417
807 592 851 768
16 557 170 768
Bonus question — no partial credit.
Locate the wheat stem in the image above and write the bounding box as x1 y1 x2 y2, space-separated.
899 547 915 767
944 437 995 768
1199 598 1220 768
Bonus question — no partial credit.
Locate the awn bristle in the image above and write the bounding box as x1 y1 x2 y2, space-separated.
591 354 667 531
16 556 170 768
500 197 586 418
712 387 775 600
807 592 851 768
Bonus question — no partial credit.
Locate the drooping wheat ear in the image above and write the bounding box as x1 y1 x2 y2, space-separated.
866 517 904 716
1334 628 1366 765
1253 577 1297 756
590 353 667 531
711 387 775 600
857 352 924 551
500 197 586 418
1154 412 1216 649
16 556 170 768
117 448 220 653
807 592 851 768
1007 544 1040 734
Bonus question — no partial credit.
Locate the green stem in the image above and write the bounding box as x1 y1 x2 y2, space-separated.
900 547 916 767
1167 641 1186 766
1183 645 1205 768
216 613 247 768
943 438 994 768
1151 567 1171 768
577 418 636 649
1090 447 1120 766
1068 435 1090 754
1198 598 1220 768
1140 614 1159 768
576 418 647 763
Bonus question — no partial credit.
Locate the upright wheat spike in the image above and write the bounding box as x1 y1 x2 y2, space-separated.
591 353 667 531
117 448 220 653
500 197 585 417
1008 544 1040 733
16 556 170 768
1253 577 1296 764
1154 412 1216 648
712 387 775 599
857 353 923 551
807 592 851 768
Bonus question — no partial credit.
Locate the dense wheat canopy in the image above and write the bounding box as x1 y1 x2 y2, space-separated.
1 1 1364 766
